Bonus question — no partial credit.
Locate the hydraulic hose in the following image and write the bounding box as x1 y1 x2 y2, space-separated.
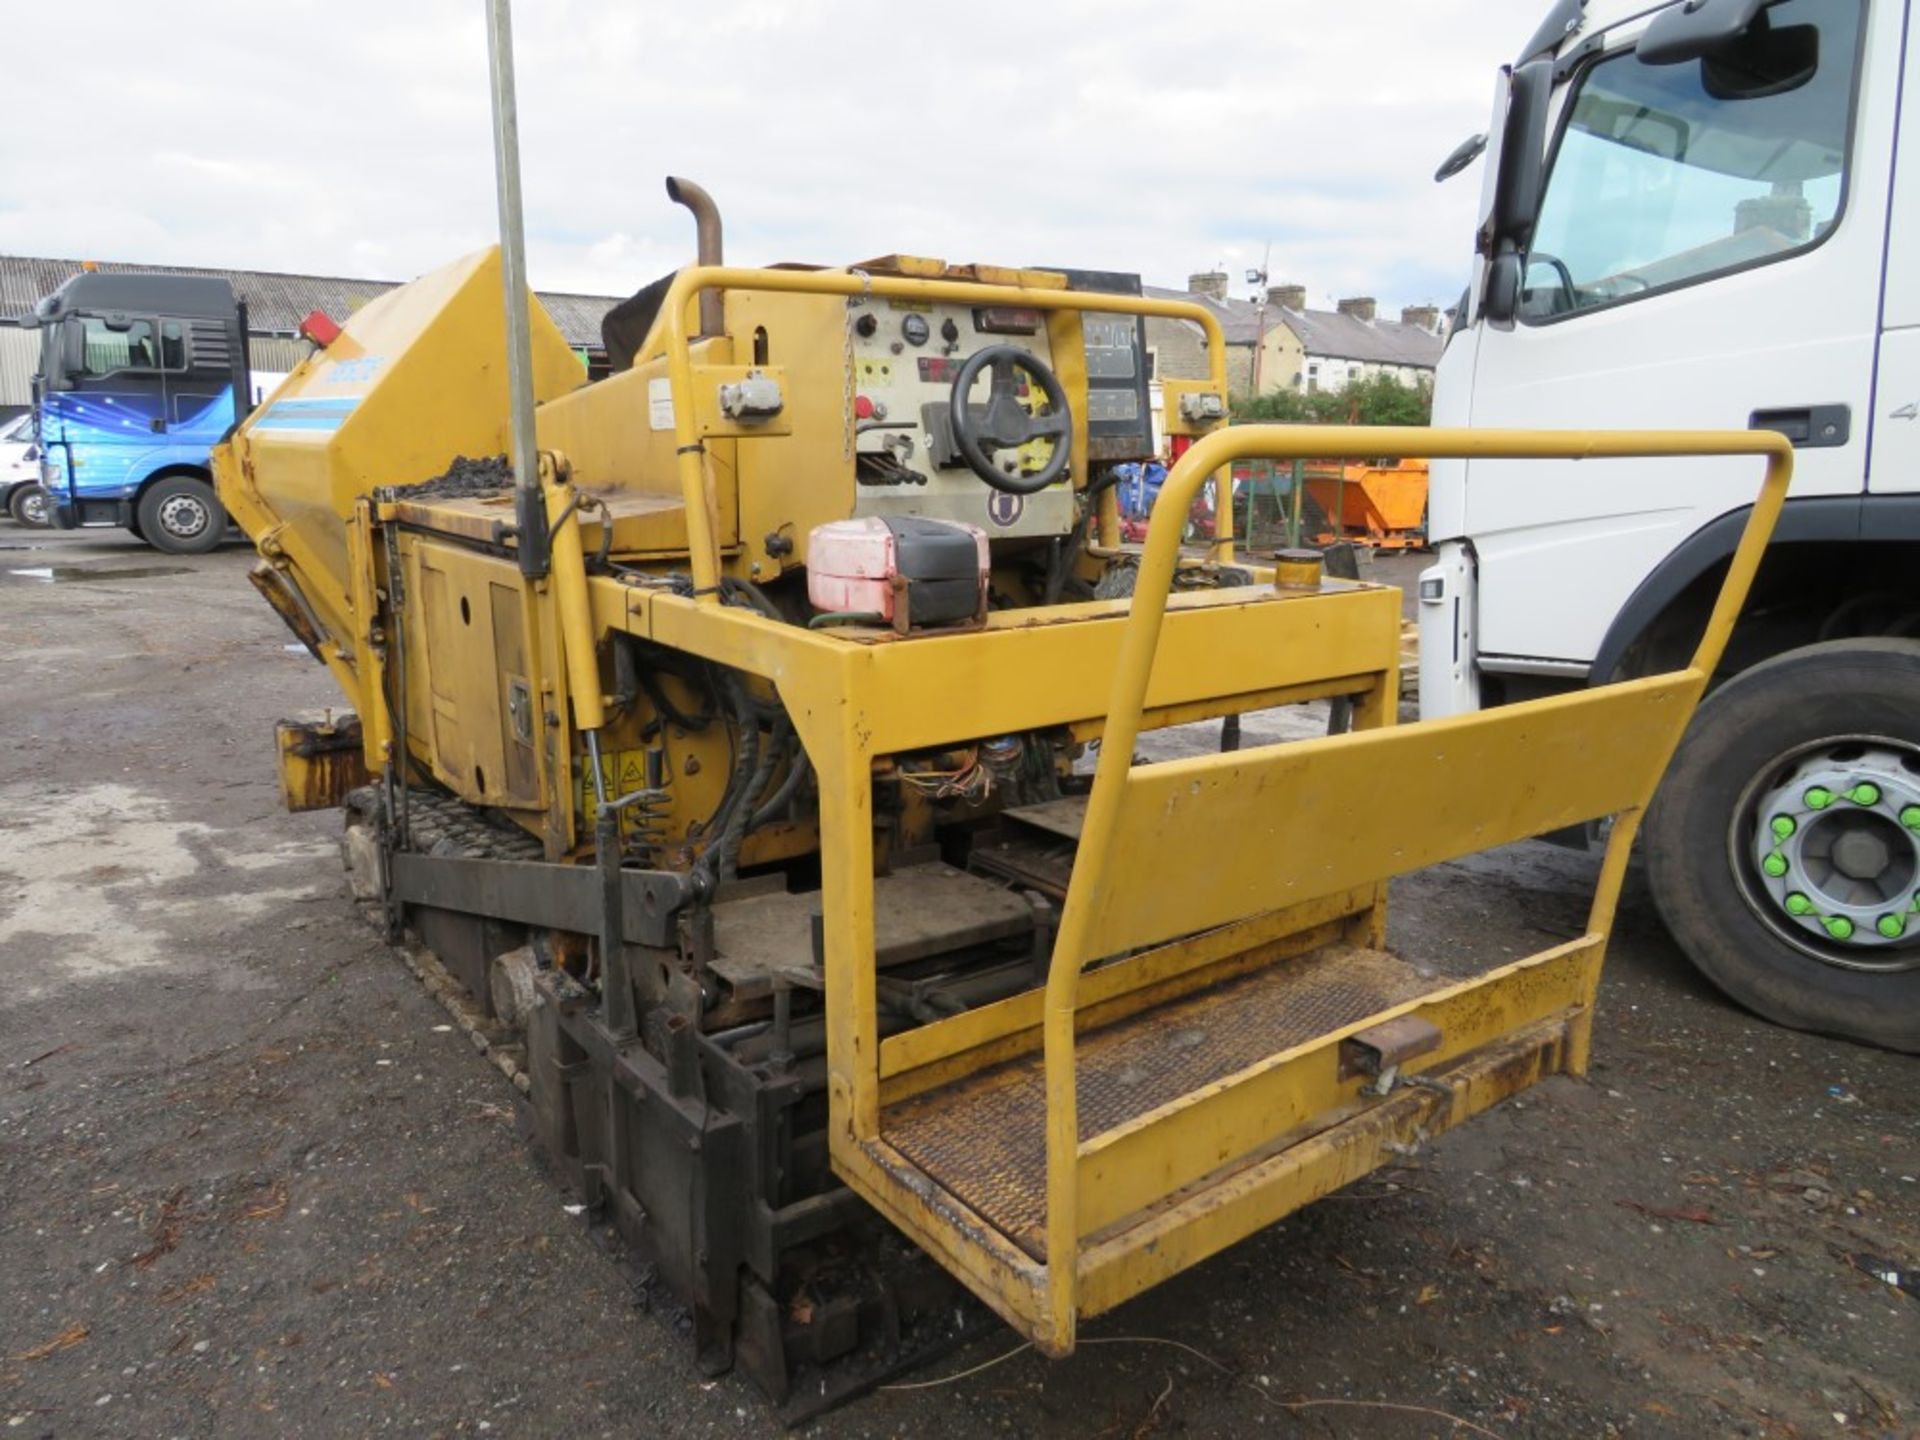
714 711 789 883
747 741 810 831
692 671 760 889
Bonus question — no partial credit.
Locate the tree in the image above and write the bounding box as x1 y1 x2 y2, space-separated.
1233 387 1318 423
1234 373 1432 427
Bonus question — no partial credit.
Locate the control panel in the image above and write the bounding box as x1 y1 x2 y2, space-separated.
847 297 1072 540
1033 268 1154 465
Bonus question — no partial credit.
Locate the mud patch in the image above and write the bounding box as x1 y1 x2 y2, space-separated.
0 782 334 997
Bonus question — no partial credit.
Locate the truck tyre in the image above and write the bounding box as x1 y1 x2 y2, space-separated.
1645 639 1920 1052
136 475 225 554
8 484 50 528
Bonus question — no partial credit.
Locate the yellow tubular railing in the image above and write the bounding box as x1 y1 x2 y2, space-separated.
652 266 1236 597
1037 424 1796 1350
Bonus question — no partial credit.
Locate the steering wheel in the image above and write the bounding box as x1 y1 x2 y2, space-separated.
948 344 1072 495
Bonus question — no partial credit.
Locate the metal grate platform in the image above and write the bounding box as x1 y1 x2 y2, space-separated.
881 943 1441 1258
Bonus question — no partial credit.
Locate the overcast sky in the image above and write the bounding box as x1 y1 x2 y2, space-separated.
2 1 1542 312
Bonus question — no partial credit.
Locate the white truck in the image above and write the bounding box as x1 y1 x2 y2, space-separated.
1422 0 1919 1050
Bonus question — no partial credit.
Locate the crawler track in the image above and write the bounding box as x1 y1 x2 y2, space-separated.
355 785 997 1423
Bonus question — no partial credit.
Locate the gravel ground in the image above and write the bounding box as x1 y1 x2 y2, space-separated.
0 529 1914 1439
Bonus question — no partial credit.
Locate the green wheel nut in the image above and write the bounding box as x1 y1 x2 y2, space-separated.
1770 815 1796 841
1784 892 1814 916
1823 916 1855 940
1845 782 1881 806
1804 786 1835 810
1877 914 1906 939
1761 852 1789 878
1903 805 1920 830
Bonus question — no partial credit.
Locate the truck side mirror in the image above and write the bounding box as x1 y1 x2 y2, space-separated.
1483 253 1523 328
60 319 88 382
1489 60 1552 252
1434 133 1488 183
1480 59 1553 327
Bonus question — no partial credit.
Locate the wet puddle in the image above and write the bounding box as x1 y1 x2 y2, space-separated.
6 565 191 583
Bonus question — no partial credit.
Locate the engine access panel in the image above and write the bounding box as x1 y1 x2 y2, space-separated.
847 295 1072 540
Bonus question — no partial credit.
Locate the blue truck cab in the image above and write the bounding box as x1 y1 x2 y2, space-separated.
22 272 256 554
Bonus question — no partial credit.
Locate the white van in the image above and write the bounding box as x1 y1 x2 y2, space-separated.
1 413 48 526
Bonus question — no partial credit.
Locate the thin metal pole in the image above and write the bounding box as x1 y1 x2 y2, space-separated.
1288 458 1305 548
1248 241 1271 396
484 0 549 576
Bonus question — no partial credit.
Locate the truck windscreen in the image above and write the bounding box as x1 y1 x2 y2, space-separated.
1519 0 1860 321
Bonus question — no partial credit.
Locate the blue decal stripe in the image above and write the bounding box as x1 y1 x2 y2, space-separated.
255 417 355 431
262 399 362 415
255 395 362 434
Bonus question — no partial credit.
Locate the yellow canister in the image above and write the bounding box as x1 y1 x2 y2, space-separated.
1272 547 1324 591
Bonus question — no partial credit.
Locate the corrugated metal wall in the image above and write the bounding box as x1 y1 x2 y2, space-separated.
248 336 313 377
0 325 39 408
0 324 312 407
3 257 615 351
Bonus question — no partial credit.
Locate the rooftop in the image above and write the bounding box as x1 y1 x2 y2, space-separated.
0 254 622 351
1143 285 1444 370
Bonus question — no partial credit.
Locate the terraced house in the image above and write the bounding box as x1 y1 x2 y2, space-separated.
1145 271 1445 398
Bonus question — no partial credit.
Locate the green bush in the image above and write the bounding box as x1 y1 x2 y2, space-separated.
1234 373 1432 427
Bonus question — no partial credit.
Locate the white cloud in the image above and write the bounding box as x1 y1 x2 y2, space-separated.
2 0 1540 307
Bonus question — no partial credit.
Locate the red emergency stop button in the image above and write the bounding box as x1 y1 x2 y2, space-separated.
855 394 875 420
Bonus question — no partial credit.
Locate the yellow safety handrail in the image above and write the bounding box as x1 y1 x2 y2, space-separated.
653 265 1237 595
1037 423 1796 1350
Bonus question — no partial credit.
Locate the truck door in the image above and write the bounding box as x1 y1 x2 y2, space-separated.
60 313 168 512
1870 15 1920 492
1461 0 1895 669
163 315 238 447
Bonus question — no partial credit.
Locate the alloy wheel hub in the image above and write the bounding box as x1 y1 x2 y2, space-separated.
158 494 208 538
1749 744 1920 950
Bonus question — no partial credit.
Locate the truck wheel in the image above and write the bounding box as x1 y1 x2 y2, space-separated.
8 484 50 528
136 475 225 554
1645 639 1920 1052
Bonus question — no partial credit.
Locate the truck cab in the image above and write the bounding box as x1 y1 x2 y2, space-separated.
1422 0 1920 1050
23 272 255 553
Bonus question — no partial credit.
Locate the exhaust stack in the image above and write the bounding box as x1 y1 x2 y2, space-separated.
666 176 724 339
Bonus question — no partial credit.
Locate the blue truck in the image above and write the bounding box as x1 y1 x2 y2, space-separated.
20 272 280 553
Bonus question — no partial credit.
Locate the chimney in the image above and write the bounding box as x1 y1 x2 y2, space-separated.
1336 296 1377 323
1187 270 1230 301
1399 304 1440 332
1267 283 1306 311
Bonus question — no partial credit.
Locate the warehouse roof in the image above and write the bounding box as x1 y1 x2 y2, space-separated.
0 255 621 351
1143 286 1443 369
